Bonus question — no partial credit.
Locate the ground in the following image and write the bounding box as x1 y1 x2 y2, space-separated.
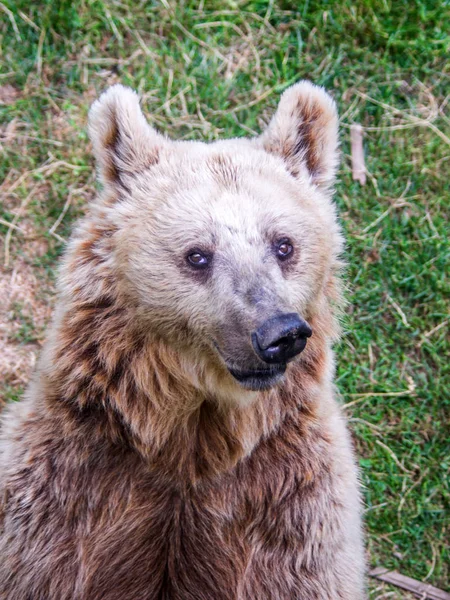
0 1 448 596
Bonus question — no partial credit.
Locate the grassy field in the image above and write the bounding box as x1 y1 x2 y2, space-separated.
1 1 449 596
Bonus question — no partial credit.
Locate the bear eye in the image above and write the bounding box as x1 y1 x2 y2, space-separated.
187 251 209 268
275 239 294 260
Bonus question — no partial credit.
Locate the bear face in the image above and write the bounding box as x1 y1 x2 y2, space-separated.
87 83 342 399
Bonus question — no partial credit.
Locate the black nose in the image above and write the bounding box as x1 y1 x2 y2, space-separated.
251 313 312 364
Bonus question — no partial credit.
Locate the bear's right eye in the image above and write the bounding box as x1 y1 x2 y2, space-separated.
187 251 210 268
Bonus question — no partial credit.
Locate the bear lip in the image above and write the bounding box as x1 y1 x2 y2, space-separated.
227 364 286 391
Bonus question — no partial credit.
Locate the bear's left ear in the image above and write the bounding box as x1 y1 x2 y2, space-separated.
259 81 339 192
88 84 166 187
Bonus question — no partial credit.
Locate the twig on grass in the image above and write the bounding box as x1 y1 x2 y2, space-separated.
386 294 410 328
424 542 438 583
0 218 26 234
154 85 192 115
210 85 277 115
397 468 429 525
0 159 88 197
375 440 413 475
361 179 412 234
159 0 229 64
343 386 416 408
348 417 384 434
370 568 450 600
356 91 450 147
1 133 63 146
0 2 21 41
17 10 40 32
350 124 366 185
3 184 38 268
48 190 74 238
416 319 449 348
35 28 46 77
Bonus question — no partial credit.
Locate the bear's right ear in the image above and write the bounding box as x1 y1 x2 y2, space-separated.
88 85 165 186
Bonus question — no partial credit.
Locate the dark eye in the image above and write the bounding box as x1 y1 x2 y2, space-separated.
275 239 294 260
187 251 209 268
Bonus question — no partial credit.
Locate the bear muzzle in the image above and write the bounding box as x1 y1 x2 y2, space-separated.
217 313 312 391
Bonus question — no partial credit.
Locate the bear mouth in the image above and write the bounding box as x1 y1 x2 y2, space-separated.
227 364 286 391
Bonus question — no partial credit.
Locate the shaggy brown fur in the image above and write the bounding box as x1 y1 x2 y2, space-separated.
0 82 365 599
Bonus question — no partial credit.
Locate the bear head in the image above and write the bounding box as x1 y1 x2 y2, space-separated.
87 82 343 401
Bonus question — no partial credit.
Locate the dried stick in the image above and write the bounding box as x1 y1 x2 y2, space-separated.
370 568 450 599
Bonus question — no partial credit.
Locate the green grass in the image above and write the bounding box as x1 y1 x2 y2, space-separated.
1 1 449 595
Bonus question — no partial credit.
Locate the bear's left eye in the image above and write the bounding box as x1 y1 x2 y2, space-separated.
275 239 294 260
187 251 210 268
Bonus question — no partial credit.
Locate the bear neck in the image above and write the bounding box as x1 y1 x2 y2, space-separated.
43 214 337 483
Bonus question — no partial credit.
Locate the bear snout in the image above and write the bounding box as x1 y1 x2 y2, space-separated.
251 313 312 365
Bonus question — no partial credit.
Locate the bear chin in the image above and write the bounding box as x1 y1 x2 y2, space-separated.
227 364 286 391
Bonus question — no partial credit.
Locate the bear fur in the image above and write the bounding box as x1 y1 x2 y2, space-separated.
0 82 366 599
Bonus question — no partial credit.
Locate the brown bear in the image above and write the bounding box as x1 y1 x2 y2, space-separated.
0 82 366 599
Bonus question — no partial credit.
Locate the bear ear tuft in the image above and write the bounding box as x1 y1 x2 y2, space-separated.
88 84 165 187
260 81 339 192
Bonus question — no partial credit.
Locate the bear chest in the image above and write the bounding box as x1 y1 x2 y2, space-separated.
83 432 331 600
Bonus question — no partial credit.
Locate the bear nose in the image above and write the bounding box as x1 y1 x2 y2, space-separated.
251 313 312 364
